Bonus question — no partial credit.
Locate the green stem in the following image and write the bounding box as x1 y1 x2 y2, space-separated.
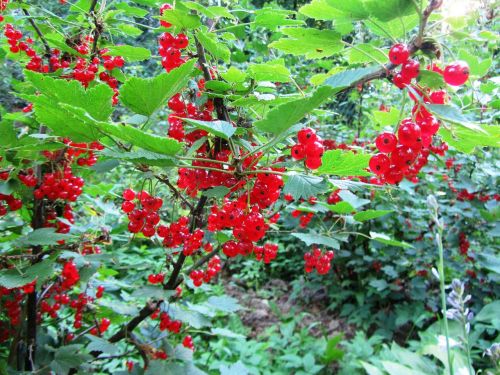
436 230 453 375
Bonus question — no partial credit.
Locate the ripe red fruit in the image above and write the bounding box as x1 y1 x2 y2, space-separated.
430 90 448 104
369 154 390 175
305 157 322 170
443 61 469 86
400 59 420 80
398 121 422 149
297 127 317 145
121 201 135 213
389 43 410 65
375 132 397 153
123 189 135 201
392 72 411 89
291 144 305 160
160 3 173 28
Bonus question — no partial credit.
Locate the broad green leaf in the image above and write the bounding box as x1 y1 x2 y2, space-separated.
324 66 380 89
50 345 92 374
317 150 371 176
207 296 241 312
324 334 345 363
372 107 400 127
319 201 356 214
354 210 393 222
113 3 148 17
370 231 412 248
202 186 231 198
283 173 329 200
438 124 500 153
159 8 201 29
118 24 144 37
0 120 17 146
86 335 119 356
205 80 231 92
347 44 388 65
458 49 492 77
196 31 231 62
104 45 151 62
255 86 337 134
381 361 426 375
131 286 176 299
15 228 72 246
120 59 196 116
97 120 183 156
365 15 419 39
417 70 445 90
338 190 371 208
211 328 246 339
326 0 368 19
25 70 114 121
364 0 414 22
253 8 304 31
101 149 176 167
291 233 340 249
299 0 349 20
248 60 291 83
474 300 500 324
221 67 247 83
427 104 488 133
182 118 235 139
169 304 211 328
184 2 235 19
0 258 54 289
269 28 343 59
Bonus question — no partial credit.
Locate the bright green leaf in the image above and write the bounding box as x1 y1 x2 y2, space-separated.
317 150 371 176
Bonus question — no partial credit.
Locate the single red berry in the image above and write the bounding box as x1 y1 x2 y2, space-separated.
398 121 422 149
389 43 410 65
443 61 469 86
375 132 397 153
400 59 420 80
291 144 305 160
123 189 135 201
369 154 390 175
297 127 317 145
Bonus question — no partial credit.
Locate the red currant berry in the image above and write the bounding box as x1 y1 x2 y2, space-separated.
389 43 410 65
375 132 397 153
443 61 469 86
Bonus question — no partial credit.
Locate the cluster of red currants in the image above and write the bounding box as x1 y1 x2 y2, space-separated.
157 311 182 333
182 335 195 350
304 247 334 275
0 192 22 217
121 189 163 237
253 243 279 264
159 31 189 72
458 232 470 257
189 255 222 287
291 127 325 170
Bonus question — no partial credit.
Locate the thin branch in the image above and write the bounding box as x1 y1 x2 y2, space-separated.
21 8 51 56
154 174 194 211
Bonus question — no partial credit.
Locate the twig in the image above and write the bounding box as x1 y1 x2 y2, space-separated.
21 8 51 57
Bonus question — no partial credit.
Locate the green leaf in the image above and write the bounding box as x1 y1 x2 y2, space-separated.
50 345 92 374
317 150 371 176
365 0 414 22
184 2 235 19
291 233 340 249
474 300 500 325
196 31 231 62
269 28 343 59
117 24 144 37
86 335 119 356
373 107 400 127
221 67 247 83
159 8 201 29
0 258 54 290
104 45 151 62
120 59 196 116
255 86 337 134
365 14 419 39
0 120 17 146
131 286 176 299
211 327 246 339
354 210 393 222
319 201 356 214
181 118 235 139
248 60 291 83
101 149 176 167
207 296 241 313
169 304 211 328
438 124 500 153
325 0 369 19
324 66 380 89
417 70 445 90
370 231 412 248
253 8 304 31
283 173 329 200
381 361 425 375
347 44 388 65
324 334 345 363
205 80 232 92
25 70 114 121
114 2 148 17
426 104 486 133
458 49 492 78
299 0 349 21
202 186 231 198
15 228 72 246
